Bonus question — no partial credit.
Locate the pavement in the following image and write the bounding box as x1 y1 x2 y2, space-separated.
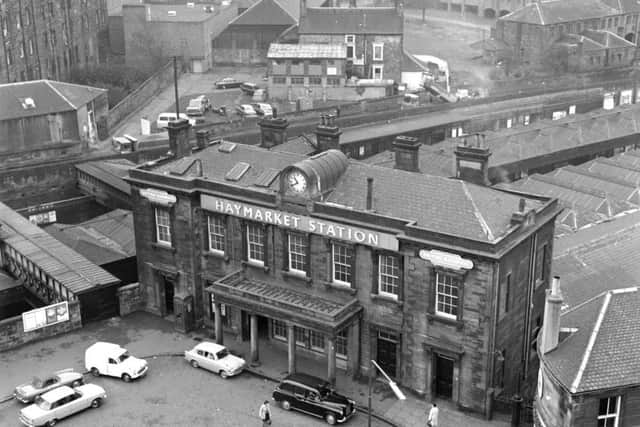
0 312 510 427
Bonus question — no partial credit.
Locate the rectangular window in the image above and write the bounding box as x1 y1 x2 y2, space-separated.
155 207 171 245
435 272 460 319
504 273 511 314
310 330 325 351
535 243 548 284
336 329 348 358
373 43 384 61
332 243 352 286
247 224 265 265
372 65 383 80
327 77 341 86
207 215 225 253
309 77 322 85
597 396 620 427
28 39 33 55
346 45 354 59
378 255 400 299
272 76 286 84
288 233 307 274
272 320 287 341
345 34 355 44
295 326 307 347
291 77 304 85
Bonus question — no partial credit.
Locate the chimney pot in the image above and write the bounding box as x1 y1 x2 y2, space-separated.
392 135 421 172
540 276 564 355
315 114 341 152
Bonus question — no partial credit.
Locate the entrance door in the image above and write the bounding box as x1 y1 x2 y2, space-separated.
434 354 454 398
163 277 175 315
241 311 251 341
376 331 398 378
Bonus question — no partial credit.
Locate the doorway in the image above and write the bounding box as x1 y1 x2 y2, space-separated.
434 354 454 398
163 276 175 315
376 331 398 378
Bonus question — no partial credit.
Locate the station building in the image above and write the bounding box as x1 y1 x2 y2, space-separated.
125 119 561 415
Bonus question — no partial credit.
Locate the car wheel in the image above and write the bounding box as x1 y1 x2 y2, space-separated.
325 413 337 425
122 374 132 383
90 367 100 377
47 419 58 427
72 379 83 387
91 398 102 408
219 370 229 379
190 360 199 369
282 400 291 410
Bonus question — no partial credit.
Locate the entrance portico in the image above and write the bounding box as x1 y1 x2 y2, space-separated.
206 270 363 383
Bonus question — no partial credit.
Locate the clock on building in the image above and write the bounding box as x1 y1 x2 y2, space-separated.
287 170 308 194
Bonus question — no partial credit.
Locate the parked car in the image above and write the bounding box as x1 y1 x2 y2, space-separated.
14 369 85 404
156 112 196 128
251 103 273 117
235 104 257 118
186 95 210 116
272 373 356 425
240 82 259 95
184 341 246 378
215 77 241 89
19 384 106 427
85 342 148 382
111 134 138 153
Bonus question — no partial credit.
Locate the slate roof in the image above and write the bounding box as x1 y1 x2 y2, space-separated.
229 0 297 26
545 287 640 393
578 29 635 49
149 143 548 244
0 202 119 295
299 7 403 34
268 43 346 58
0 80 106 121
272 134 318 155
75 159 136 195
501 0 620 25
44 209 136 265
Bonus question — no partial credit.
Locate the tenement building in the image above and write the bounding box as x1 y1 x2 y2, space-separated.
126 119 561 415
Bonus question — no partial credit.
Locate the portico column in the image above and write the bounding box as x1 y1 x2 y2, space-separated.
327 335 337 385
288 324 296 374
214 302 223 345
250 314 260 366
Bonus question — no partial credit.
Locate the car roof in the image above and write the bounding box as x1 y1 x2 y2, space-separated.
88 341 126 355
41 386 74 402
282 373 330 388
194 341 225 353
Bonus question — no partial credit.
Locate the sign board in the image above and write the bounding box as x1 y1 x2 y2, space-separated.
418 249 474 271
22 301 70 332
140 188 177 206
603 92 615 110
201 195 399 251
28 210 57 225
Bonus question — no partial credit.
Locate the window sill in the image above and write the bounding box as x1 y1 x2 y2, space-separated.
203 251 230 263
152 242 176 253
241 260 270 273
426 313 464 330
370 293 402 307
281 270 312 285
323 281 357 295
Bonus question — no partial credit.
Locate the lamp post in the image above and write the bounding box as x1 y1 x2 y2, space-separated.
368 360 406 427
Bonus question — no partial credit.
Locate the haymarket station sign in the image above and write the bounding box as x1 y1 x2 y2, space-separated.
202 195 398 251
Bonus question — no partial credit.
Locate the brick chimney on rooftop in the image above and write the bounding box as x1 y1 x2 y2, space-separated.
258 116 289 148
454 133 491 186
315 114 341 152
393 135 421 172
167 118 192 159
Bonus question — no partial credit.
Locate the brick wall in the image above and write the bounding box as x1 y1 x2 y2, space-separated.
117 282 143 316
0 300 82 352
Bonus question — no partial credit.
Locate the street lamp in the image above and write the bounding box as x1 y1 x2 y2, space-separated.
368 359 406 427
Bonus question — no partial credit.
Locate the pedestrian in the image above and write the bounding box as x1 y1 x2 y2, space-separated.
427 402 439 427
259 400 272 426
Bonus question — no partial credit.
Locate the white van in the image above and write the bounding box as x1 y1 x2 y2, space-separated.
156 112 195 128
186 95 210 116
85 342 148 382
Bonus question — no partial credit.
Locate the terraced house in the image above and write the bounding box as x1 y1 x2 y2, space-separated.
125 119 561 415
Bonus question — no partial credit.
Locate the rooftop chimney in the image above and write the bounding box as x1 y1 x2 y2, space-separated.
315 114 341 152
195 129 210 150
392 135 421 172
167 118 192 158
454 133 491 185
366 177 373 210
540 276 563 355
258 116 289 148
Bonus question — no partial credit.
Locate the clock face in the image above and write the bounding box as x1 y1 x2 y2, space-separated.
287 170 307 194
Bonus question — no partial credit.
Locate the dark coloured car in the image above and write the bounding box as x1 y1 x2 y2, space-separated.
215 77 241 89
272 373 356 425
240 82 258 95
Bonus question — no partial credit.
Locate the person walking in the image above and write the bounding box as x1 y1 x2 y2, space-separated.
259 400 272 426
427 402 439 427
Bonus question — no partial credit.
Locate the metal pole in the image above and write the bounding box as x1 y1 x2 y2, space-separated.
368 360 373 427
174 56 180 117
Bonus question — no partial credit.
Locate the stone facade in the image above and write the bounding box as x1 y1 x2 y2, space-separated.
419 0 538 18
117 282 144 316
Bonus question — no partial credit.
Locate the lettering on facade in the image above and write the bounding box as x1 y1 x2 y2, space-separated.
202 195 398 251
140 188 177 206
418 249 474 271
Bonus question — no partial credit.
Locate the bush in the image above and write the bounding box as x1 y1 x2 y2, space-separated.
69 64 152 108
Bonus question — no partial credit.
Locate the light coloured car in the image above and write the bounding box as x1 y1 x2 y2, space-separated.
184 341 246 379
85 342 148 382
215 77 241 89
14 369 84 404
19 384 106 427
235 104 257 118
251 103 273 117
156 112 196 128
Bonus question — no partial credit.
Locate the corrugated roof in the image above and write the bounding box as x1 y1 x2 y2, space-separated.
501 0 620 25
0 202 119 295
299 7 403 34
0 80 106 121
75 159 135 195
268 43 347 58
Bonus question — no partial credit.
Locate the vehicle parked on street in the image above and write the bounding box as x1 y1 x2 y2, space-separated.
14 369 85 404
85 342 148 382
19 384 106 427
156 112 196 128
251 103 273 117
215 77 241 89
252 89 267 102
235 104 257 118
272 373 356 425
184 342 246 379
186 95 210 116
111 134 138 153
240 82 259 95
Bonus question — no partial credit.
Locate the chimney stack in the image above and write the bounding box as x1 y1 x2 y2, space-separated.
315 114 341 152
392 135 421 172
454 133 491 185
366 177 373 210
540 276 563 355
167 118 192 159
258 116 289 148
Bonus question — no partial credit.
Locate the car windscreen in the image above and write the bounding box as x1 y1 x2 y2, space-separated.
31 377 44 388
118 352 130 362
318 386 331 398
216 348 230 359
35 396 52 410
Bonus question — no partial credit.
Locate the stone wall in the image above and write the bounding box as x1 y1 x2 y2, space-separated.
117 282 144 316
0 300 82 352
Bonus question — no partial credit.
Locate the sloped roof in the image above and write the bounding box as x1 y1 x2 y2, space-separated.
0 80 106 121
132 3 232 22
501 0 620 25
268 43 347 58
272 134 318 155
580 29 635 48
229 0 296 26
299 7 403 34
75 159 136 195
545 287 640 393
0 202 119 295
